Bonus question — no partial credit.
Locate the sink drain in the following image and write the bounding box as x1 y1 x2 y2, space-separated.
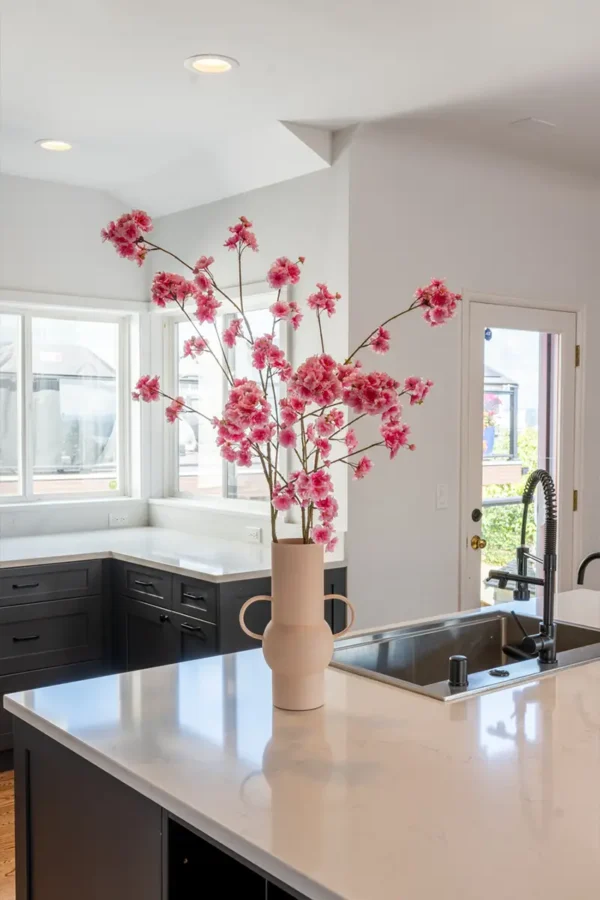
489 668 510 678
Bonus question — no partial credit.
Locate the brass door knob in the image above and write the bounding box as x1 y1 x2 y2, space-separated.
471 535 487 551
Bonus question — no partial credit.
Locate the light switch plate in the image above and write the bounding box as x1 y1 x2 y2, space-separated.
245 526 262 544
436 483 448 510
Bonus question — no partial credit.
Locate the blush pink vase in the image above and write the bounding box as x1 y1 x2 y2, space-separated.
239 539 355 711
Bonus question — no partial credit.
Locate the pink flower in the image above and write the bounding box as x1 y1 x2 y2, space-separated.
183 336 208 358
314 437 331 457
266 256 303 289
278 427 297 448
415 279 461 327
194 272 211 291
222 318 243 348
272 482 297 512
341 369 400 416
307 283 341 318
312 524 333 545
344 428 359 452
194 255 214 272
279 396 305 427
315 409 343 437
370 326 390 354
289 354 342 406
195 288 221 324
380 421 411 459
225 217 258 252
223 378 271 430
289 301 303 330
308 470 333 501
250 422 276 443
353 456 373 479
316 494 338 523
132 375 160 402
404 376 434 405
165 396 185 423
270 297 303 330
151 272 193 307
101 209 153 266
251 335 292 380
267 266 289 289
270 299 290 318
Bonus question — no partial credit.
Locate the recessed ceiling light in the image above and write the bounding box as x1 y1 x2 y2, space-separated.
36 139 73 152
183 54 239 74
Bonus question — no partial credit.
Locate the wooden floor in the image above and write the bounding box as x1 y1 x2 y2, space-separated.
0 772 15 900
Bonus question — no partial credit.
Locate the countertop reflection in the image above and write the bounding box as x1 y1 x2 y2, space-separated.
6 645 600 900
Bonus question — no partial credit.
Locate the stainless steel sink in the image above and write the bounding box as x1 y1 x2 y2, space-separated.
331 609 600 701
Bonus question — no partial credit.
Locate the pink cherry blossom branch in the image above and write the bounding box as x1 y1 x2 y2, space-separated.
345 300 420 362
174 299 233 386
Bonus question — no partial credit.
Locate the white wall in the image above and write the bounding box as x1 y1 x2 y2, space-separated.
0 174 147 302
148 149 350 539
348 122 600 628
0 175 149 538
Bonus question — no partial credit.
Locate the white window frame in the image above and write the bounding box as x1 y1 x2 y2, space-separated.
161 284 290 513
0 304 131 503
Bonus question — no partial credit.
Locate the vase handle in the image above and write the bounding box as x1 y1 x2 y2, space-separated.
324 594 355 638
239 595 272 641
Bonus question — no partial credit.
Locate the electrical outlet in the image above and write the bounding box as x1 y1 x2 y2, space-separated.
245 526 262 544
436 483 448 510
109 513 129 528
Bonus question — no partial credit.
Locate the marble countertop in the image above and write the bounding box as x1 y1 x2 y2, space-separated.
6 592 600 900
0 527 345 583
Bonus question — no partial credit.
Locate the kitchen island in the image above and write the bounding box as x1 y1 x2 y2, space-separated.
5 595 600 900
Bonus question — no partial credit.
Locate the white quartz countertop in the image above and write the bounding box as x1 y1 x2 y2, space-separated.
0 527 345 583
6 591 600 900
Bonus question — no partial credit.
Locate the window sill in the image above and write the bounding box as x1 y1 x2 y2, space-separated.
149 497 271 519
0 496 135 511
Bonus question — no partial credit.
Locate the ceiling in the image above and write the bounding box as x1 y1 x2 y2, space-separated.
4 0 600 216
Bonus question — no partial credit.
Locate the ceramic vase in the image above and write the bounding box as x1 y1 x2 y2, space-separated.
239 539 355 711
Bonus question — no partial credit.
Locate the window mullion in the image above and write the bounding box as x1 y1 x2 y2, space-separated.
22 312 34 499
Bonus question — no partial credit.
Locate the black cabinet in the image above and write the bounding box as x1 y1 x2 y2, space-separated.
120 597 177 672
119 597 219 672
15 719 162 900
168 817 307 900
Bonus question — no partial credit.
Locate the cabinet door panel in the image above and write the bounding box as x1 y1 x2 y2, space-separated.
0 596 103 675
16 720 162 900
123 598 177 672
171 612 218 662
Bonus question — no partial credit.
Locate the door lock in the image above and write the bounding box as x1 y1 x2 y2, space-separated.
471 535 487 551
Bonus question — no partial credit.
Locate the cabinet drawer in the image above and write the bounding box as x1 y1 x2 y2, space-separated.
172 611 218 661
173 577 217 624
114 562 172 608
0 660 105 751
0 560 102 606
0 596 103 676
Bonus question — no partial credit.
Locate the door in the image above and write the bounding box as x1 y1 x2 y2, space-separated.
123 597 177 671
462 302 577 609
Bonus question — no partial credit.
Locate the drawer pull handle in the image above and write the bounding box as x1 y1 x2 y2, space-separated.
12 583 40 590
12 635 40 643
182 592 205 602
181 623 206 638
159 614 170 624
133 580 154 588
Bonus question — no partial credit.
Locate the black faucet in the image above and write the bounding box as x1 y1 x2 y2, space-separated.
488 469 558 665
577 552 600 585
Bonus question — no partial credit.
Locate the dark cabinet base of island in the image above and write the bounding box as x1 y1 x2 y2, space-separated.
14 719 310 900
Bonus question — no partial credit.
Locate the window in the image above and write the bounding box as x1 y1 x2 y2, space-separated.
172 297 285 503
0 310 128 501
